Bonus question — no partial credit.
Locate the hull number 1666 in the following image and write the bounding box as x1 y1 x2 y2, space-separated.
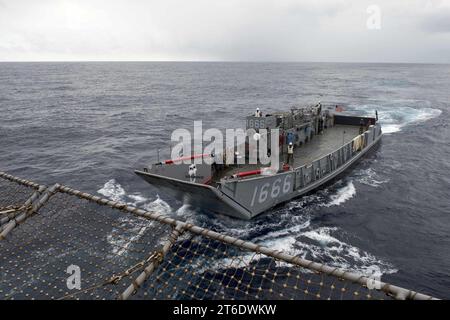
250 174 292 207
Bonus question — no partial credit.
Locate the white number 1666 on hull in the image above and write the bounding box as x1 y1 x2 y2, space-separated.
250 174 293 207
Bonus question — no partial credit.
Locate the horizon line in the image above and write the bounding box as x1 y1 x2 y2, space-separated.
0 60 449 65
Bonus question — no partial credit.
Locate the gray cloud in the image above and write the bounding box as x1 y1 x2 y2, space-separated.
0 0 449 63
421 9 450 33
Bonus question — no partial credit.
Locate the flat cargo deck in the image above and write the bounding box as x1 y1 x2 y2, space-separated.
291 125 360 168
215 125 360 181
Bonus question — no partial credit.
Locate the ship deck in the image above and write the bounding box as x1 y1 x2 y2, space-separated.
215 125 360 181
291 124 360 167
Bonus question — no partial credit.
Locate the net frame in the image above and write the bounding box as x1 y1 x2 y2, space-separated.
0 171 438 300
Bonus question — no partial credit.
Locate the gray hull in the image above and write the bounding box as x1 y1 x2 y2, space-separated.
135 171 254 219
136 124 382 220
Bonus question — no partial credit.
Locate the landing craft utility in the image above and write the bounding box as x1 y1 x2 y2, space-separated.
136 103 382 219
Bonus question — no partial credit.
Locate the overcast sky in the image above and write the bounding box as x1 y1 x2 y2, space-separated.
0 0 449 63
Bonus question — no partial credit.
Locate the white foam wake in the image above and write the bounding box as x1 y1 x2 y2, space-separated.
347 104 442 134
255 225 397 277
97 179 126 202
299 227 397 276
323 181 356 207
97 179 176 257
97 179 397 278
107 216 154 257
354 168 389 188
97 179 173 210
234 182 396 277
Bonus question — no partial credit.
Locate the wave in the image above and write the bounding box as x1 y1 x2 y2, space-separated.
142 196 173 215
323 181 356 207
106 216 154 257
296 227 397 276
97 178 397 278
245 182 396 276
353 168 389 188
97 179 175 257
97 179 173 211
252 224 397 277
346 104 442 134
97 179 126 202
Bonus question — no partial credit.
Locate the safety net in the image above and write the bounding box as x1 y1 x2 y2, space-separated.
0 171 436 300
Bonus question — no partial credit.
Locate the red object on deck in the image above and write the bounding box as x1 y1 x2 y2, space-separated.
233 169 261 178
202 177 212 185
164 153 209 165
232 165 291 179
279 132 285 145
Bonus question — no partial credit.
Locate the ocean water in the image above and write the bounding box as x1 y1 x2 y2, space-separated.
0 62 449 298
